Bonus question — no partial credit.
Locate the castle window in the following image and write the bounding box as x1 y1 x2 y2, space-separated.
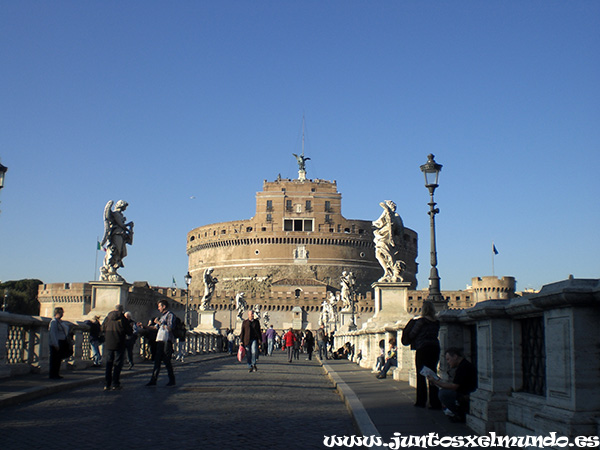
325 201 332 212
266 214 272 222
286 200 293 211
190 236 195 242
325 214 332 224
266 200 273 211
246 227 253 232
284 219 314 232
305 200 312 211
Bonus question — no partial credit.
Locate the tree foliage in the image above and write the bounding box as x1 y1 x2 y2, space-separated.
0 279 42 316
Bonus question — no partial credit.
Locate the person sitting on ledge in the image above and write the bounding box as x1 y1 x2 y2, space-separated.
427 347 478 423
375 339 385 372
376 337 397 379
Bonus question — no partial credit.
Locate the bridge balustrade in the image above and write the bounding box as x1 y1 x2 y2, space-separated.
0 311 224 378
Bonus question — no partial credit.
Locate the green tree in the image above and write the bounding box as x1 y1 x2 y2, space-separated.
0 279 42 316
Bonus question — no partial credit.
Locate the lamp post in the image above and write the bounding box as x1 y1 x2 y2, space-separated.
184 272 192 328
0 162 7 190
3 291 8 312
420 154 446 308
0 162 7 215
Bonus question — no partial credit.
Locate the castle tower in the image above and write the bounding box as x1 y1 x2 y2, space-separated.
185 158 419 330
471 276 516 302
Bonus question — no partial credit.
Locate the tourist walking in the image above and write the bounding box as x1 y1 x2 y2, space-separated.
86 315 103 366
48 307 69 380
283 328 296 363
124 311 138 369
316 324 328 360
102 304 132 390
265 325 276 356
227 329 235 355
304 330 315 360
408 300 443 409
146 300 176 386
240 310 262 372
293 331 301 360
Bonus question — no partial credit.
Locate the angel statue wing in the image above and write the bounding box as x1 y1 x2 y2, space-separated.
100 200 114 247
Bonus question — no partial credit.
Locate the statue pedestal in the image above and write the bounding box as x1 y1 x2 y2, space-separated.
194 310 218 333
340 311 357 331
363 282 412 331
89 282 131 318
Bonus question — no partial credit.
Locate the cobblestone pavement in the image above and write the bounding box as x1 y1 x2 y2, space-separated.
0 351 355 450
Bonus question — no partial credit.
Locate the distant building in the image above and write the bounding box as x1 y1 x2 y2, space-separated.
185 166 419 330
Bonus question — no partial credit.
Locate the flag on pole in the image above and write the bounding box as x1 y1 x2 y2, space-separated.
97 241 105 251
493 244 499 255
172 276 177 287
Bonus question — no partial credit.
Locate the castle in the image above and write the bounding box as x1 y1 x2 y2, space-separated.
38 157 519 330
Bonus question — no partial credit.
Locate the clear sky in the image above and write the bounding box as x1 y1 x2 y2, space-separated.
1 1 598 292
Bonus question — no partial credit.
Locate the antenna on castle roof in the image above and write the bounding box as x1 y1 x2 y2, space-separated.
292 115 310 181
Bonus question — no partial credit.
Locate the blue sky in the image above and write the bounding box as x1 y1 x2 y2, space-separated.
1 1 598 292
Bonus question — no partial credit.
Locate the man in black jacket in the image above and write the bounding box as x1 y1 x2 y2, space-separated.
428 347 478 423
240 310 261 372
102 304 132 390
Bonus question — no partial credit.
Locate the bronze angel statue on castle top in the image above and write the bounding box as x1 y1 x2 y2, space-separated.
100 200 134 282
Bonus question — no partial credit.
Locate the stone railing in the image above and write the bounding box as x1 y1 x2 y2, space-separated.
0 311 224 378
334 278 600 438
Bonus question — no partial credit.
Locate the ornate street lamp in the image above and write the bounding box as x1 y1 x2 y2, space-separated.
229 297 235 330
184 271 192 328
420 154 446 307
0 162 7 215
0 162 7 190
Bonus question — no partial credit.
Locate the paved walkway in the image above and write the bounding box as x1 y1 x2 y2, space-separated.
321 357 472 445
0 352 353 449
0 351 472 449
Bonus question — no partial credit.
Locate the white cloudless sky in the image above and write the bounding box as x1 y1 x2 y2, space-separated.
1 1 598 292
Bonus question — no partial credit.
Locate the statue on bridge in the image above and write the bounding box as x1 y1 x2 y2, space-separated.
340 271 356 311
100 200 134 282
235 292 247 320
372 200 406 282
200 268 218 310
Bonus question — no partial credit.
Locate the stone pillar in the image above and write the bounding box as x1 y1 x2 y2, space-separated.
370 282 412 324
0 321 10 378
89 282 131 318
195 310 218 333
525 291 600 437
339 311 356 332
466 299 513 435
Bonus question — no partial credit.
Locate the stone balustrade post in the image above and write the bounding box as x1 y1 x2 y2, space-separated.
0 321 10 378
465 299 513 434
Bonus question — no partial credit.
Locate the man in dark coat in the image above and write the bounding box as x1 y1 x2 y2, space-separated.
240 310 262 372
102 304 132 390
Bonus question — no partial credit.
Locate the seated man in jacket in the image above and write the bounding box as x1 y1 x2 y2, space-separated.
428 347 478 423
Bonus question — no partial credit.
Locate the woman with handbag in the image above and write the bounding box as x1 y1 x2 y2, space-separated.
409 300 443 409
48 307 70 379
